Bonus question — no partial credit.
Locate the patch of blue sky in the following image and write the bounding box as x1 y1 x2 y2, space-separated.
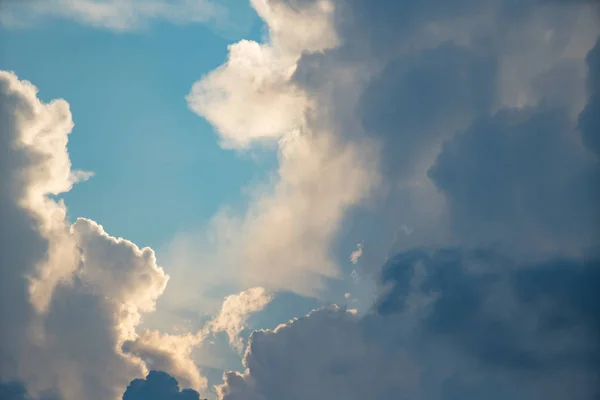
0 6 276 250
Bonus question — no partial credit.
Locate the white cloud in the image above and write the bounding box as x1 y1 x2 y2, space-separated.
349 243 363 265
183 0 379 296
207 287 272 353
187 40 309 149
0 0 225 32
0 70 177 400
123 330 207 392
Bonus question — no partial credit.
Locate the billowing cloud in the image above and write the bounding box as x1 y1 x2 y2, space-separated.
217 249 600 400
0 70 182 400
178 1 600 398
123 371 205 400
183 0 379 297
122 287 272 393
180 0 600 307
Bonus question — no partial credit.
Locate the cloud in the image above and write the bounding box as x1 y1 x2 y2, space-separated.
123 371 206 400
578 36 600 159
207 287 272 353
122 287 272 393
217 249 600 400
183 0 379 297
0 70 186 400
428 103 599 256
0 381 35 400
179 1 600 398
349 243 362 265
181 0 599 301
186 0 338 149
0 0 227 32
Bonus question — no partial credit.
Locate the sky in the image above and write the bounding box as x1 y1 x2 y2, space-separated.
0 0 599 399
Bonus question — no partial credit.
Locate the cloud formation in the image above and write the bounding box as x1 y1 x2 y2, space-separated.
123 371 205 400
180 0 600 398
207 287 272 353
0 71 180 400
3 0 600 398
185 0 379 296
181 0 599 307
218 249 600 400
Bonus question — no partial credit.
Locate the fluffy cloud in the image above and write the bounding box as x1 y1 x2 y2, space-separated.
122 287 272 394
0 0 225 32
0 71 179 400
184 0 379 296
187 0 338 149
181 0 600 307
123 371 205 400
218 249 600 400
180 0 600 399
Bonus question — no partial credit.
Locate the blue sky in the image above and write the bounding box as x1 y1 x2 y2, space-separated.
0 1 599 400
0 10 275 250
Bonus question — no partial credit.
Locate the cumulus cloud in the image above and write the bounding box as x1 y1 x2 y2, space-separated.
178 0 600 399
217 249 600 400
4 0 599 398
0 70 182 400
122 287 272 394
187 0 338 149
183 0 379 297
123 371 206 400
179 1 598 316
0 0 227 32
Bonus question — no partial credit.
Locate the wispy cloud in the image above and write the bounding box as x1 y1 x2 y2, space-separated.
0 0 244 34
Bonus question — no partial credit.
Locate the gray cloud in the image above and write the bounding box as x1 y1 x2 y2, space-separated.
179 1 600 399
578 36 600 158
428 104 599 255
218 249 600 400
123 371 206 400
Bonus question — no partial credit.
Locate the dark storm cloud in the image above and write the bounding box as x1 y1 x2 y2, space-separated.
378 248 600 373
428 104 600 253
123 371 205 400
0 381 59 400
579 36 600 158
0 381 30 400
219 248 600 400
283 0 598 268
360 42 497 179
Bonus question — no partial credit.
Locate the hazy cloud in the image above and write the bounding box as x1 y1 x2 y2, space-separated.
0 0 226 32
